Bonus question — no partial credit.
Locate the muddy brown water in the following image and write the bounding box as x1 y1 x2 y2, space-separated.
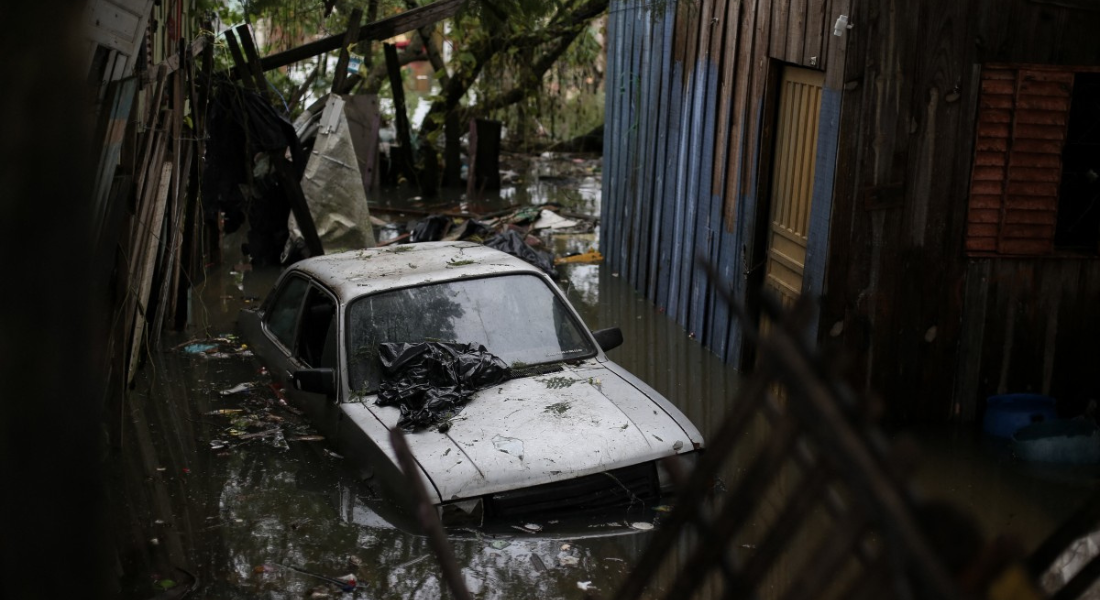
114 164 1097 598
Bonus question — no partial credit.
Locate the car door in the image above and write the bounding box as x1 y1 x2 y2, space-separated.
257 274 341 437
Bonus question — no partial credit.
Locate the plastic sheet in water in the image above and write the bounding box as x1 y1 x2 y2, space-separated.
376 342 511 431
409 215 451 242
484 230 558 277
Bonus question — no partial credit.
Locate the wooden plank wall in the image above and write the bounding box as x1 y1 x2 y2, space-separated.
821 0 1100 422
602 0 844 365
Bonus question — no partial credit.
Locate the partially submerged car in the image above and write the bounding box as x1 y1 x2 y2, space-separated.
239 242 704 525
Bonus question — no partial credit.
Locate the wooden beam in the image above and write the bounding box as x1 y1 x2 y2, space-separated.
250 0 465 74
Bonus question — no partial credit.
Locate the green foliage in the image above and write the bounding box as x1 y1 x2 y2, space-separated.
197 0 609 147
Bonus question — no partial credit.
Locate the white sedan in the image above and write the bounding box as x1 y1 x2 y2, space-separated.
240 242 704 525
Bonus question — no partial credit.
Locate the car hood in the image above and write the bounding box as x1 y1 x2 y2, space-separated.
343 362 696 502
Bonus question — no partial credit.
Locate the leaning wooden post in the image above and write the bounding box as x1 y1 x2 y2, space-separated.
235 25 272 101
332 8 363 94
383 42 418 187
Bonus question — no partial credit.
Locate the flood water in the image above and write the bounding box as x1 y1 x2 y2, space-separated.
112 155 1098 598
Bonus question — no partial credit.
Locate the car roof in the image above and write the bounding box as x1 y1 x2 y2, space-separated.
287 241 546 302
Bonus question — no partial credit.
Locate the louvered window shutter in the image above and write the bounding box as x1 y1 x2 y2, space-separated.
966 67 1074 255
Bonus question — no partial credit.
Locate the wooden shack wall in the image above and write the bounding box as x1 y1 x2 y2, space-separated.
602 0 849 365
822 0 1100 422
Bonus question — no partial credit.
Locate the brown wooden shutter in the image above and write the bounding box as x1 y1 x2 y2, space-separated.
966 67 1074 255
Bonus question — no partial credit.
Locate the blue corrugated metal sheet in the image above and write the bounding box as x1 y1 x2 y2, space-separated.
602 0 840 365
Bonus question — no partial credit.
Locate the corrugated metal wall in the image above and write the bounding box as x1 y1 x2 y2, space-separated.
602 0 847 365
607 0 1100 424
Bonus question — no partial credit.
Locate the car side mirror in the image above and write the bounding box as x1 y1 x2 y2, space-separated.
292 368 336 396
592 327 623 352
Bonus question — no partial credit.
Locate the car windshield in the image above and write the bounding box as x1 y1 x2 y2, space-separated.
346 274 595 394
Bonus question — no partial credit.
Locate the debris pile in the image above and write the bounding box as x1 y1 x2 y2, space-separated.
175 335 252 359
377 202 601 276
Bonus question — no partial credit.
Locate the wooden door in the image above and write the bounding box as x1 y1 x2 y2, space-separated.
764 66 824 309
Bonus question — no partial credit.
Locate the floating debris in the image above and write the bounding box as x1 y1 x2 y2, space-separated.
628 521 655 531
530 554 548 573
219 382 255 396
394 554 431 570
512 523 543 534
555 249 603 265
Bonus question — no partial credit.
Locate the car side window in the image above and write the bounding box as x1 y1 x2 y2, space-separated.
297 287 336 368
265 276 309 350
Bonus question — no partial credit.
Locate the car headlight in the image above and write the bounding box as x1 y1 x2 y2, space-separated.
438 497 484 527
656 451 701 493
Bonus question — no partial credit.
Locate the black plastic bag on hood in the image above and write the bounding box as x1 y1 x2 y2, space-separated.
483 230 558 278
375 342 511 431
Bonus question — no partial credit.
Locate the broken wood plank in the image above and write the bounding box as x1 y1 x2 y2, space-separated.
136 65 168 197
127 160 174 383
332 8 364 93
248 0 464 74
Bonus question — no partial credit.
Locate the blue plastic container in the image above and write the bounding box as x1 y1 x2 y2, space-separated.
982 394 1058 438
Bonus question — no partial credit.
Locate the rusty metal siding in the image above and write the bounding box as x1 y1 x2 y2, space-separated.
966 66 1074 256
